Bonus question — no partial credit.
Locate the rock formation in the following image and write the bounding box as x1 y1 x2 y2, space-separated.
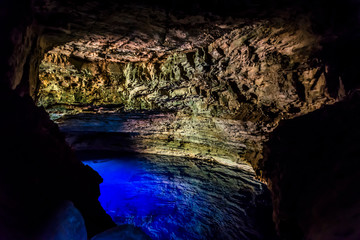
0 88 115 239
262 92 360 240
39 201 87 240
36 12 339 173
1 0 359 239
91 225 151 240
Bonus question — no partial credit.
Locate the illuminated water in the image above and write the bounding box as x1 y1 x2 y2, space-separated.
82 154 275 240
57 113 276 239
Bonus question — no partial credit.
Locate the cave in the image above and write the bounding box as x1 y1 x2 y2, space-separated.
1 0 360 239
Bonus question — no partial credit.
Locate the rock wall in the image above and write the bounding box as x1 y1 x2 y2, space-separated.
38 18 335 121
262 91 360 240
56 112 258 171
37 17 339 172
0 1 116 238
1 0 360 239
0 89 115 239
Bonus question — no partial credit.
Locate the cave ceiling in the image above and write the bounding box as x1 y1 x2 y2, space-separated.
34 0 342 126
36 1 253 62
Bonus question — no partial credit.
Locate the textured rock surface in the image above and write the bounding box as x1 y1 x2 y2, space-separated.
39 201 87 240
37 17 335 122
57 112 259 169
36 15 342 174
262 91 360 240
91 225 152 240
0 89 115 239
1 0 360 239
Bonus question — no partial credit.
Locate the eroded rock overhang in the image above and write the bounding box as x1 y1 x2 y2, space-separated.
35 4 345 175
2 0 360 239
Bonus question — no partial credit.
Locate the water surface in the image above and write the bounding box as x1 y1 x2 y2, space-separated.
83 154 275 240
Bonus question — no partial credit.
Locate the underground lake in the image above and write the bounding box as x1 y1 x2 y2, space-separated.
2 0 360 239
57 112 277 240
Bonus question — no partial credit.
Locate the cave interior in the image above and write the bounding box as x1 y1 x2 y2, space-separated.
1 0 360 239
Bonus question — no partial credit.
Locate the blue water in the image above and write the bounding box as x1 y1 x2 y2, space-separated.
83 154 272 240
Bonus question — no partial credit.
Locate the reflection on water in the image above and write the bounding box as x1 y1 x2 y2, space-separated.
83 154 276 240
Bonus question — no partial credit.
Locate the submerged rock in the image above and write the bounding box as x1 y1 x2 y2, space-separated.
82 154 277 240
91 225 151 240
39 201 87 240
